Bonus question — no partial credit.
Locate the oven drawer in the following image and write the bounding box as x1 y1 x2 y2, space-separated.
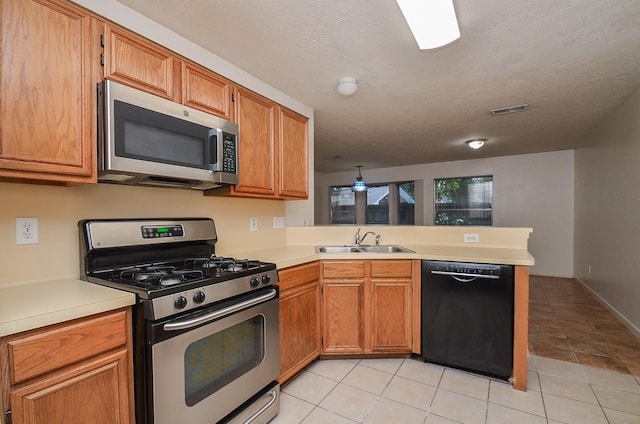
7 310 128 384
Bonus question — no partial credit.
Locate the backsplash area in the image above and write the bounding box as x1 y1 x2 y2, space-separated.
0 182 286 286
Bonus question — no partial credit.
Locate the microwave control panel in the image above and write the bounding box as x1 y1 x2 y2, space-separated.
221 132 237 174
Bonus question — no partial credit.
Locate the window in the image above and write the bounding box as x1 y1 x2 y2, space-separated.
330 181 416 225
434 176 492 226
330 186 356 224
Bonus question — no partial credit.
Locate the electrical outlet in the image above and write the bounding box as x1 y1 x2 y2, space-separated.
249 217 258 232
16 217 39 245
463 233 480 243
273 217 285 229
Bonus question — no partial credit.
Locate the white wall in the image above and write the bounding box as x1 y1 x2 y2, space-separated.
315 150 575 277
574 87 640 333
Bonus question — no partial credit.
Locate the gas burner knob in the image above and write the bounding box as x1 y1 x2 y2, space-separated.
261 274 271 285
174 296 188 309
250 277 260 288
193 291 206 304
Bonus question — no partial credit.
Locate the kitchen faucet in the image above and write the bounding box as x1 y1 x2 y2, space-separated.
354 228 379 246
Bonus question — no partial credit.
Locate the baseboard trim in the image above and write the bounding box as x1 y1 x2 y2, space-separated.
575 277 640 339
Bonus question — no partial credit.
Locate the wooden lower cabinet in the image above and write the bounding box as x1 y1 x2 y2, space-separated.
322 279 365 353
321 260 415 355
1 308 134 424
277 262 321 384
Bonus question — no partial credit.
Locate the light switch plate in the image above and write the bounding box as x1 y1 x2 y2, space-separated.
249 217 258 232
273 217 285 229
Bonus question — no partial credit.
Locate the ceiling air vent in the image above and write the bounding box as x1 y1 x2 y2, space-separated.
491 104 528 116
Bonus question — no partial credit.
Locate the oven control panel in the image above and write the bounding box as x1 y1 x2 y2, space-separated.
141 225 184 239
149 269 280 320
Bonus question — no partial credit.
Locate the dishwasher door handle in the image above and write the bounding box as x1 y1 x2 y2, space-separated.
431 270 500 281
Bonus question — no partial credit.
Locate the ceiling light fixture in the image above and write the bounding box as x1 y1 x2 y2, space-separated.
465 138 487 149
338 77 358 96
351 165 368 192
396 0 460 49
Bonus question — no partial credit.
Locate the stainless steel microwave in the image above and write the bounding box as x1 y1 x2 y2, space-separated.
97 80 238 190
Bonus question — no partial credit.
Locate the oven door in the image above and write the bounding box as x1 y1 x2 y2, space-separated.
149 288 279 424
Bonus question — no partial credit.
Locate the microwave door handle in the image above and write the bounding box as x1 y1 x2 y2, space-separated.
208 128 223 171
163 289 277 331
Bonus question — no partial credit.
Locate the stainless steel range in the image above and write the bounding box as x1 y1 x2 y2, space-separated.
79 218 280 424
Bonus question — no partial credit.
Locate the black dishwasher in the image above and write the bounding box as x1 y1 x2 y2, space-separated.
421 260 514 381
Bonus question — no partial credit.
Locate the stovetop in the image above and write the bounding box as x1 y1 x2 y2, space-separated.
92 256 275 293
79 218 279 320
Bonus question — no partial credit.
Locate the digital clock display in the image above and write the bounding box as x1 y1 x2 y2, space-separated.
141 225 184 238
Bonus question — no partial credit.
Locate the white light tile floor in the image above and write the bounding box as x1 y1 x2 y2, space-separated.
272 356 640 424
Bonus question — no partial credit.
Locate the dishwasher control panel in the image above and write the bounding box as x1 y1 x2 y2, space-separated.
425 261 504 277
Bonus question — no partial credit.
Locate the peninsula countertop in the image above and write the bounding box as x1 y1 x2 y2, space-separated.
238 243 535 270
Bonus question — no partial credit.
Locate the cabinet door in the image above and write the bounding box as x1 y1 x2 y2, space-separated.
279 280 320 383
183 62 234 121
0 0 98 183
10 350 132 424
369 260 413 352
322 280 365 354
370 280 412 352
103 24 181 101
233 87 276 195
278 107 308 198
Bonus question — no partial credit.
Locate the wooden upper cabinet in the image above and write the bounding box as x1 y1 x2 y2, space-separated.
233 87 277 196
0 0 99 184
183 62 234 121
206 87 309 200
279 107 309 198
102 24 181 101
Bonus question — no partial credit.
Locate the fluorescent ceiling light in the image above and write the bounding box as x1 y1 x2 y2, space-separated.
396 0 460 49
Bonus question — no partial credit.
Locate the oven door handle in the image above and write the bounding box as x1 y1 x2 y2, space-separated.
163 289 277 331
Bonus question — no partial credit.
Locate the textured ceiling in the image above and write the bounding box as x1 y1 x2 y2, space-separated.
116 0 640 172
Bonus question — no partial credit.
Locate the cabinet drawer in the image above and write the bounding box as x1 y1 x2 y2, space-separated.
370 260 413 278
322 261 365 279
7 310 128 384
278 261 320 291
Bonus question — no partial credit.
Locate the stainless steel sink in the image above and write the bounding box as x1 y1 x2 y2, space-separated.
315 245 414 254
316 246 362 253
357 245 414 253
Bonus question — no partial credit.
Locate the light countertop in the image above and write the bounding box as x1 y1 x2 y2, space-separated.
0 242 533 337
241 244 535 270
0 278 136 337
